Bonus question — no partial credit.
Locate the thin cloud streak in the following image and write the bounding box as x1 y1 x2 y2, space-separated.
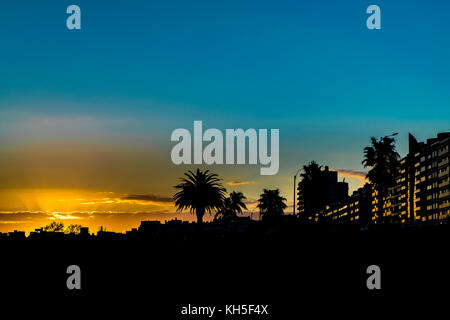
336 169 368 187
120 194 173 203
227 181 255 186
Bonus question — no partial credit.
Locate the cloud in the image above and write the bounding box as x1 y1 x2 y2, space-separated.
76 194 174 207
119 194 173 206
50 213 83 220
243 198 259 205
80 199 115 205
0 211 48 222
336 169 368 187
227 181 255 186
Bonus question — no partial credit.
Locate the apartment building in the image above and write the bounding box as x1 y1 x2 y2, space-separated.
411 133 450 222
297 166 349 221
313 132 450 225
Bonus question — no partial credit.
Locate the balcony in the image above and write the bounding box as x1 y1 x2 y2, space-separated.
439 179 449 188
438 158 449 167
439 202 450 209
439 169 449 178
440 191 450 198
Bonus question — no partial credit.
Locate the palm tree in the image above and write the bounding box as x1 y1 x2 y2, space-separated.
214 191 247 223
257 189 287 222
173 169 227 224
298 161 325 221
362 136 400 224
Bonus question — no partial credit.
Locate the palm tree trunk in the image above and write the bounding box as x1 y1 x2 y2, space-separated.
196 208 205 224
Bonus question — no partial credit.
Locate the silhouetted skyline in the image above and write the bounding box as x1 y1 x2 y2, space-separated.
2 131 450 233
2 1 450 233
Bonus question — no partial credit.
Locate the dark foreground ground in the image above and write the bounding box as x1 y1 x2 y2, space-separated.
1 225 449 318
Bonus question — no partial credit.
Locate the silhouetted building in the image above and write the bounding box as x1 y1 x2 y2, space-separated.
80 227 89 236
409 132 450 222
139 220 161 230
373 156 409 223
138 220 162 237
322 132 450 225
97 226 124 239
321 183 372 224
165 218 183 226
380 132 450 223
297 166 349 221
8 230 26 240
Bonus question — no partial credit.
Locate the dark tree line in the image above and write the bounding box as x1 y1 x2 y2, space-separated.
173 169 287 224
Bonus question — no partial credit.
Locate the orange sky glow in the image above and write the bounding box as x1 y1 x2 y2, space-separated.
0 140 364 234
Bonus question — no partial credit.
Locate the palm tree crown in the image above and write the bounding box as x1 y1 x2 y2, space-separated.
257 189 287 221
298 161 326 220
215 191 247 222
173 169 227 224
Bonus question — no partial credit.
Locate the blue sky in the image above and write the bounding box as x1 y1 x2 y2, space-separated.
1 1 450 224
2 1 450 120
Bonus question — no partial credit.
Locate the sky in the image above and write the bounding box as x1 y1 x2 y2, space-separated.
1 0 450 233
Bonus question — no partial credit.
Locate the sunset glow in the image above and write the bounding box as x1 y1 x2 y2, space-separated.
2 0 450 233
